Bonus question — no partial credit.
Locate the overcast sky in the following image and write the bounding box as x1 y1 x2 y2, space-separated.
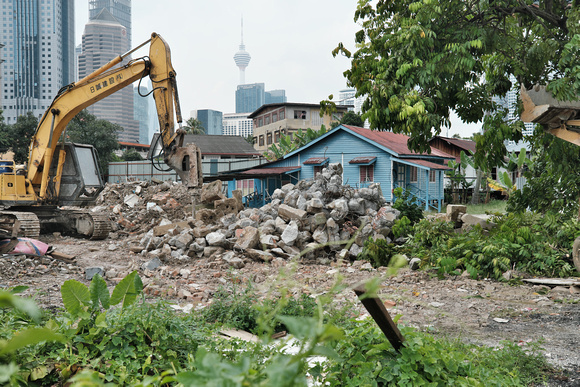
74 0 480 137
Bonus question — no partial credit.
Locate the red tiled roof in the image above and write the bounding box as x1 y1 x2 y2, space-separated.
349 156 377 164
399 158 451 170
240 166 301 176
303 157 328 165
433 136 476 153
343 125 454 158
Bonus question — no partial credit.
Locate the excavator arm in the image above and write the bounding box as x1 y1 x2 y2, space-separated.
27 32 201 203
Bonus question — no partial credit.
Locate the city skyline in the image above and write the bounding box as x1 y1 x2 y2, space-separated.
1 0 75 124
73 2 359 118
67 0 479 138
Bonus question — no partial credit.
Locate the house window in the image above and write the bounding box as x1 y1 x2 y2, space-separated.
429 170 436 182
279 109 285 120
252 136 257 145
410 166 418 182
272 112 278 122
265 115 270 125
259 135 264 146
258 118 263 127
360 165 374 182
294 110 307 119
314 165 324 177
274 130 281 142
267 132 272 145
236 179 255 196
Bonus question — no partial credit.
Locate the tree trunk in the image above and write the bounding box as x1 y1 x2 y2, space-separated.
472 169 482 204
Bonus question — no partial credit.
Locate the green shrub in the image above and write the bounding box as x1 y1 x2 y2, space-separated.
392 187 424 224
318 320 550 386
405 212 576 279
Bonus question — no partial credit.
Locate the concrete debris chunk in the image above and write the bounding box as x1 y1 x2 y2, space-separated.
281 220 300 246
278 204 307 222
234 226 260 250
201 180 226 204
85 266 105 280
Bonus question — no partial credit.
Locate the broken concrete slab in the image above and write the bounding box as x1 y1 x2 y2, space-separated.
85 266 105 280
201 180 226 204
278 204 308 222
461 213 497 231
281 220 299 246
234 226 260 250
245 248 273 262
154 221 191 237
446 204 467 223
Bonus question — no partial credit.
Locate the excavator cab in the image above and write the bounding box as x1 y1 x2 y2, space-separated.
50 143 105 206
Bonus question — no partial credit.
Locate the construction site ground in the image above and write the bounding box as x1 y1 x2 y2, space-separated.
1 177 579 385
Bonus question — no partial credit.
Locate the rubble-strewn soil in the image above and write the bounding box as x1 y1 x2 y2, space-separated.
1 168 579 385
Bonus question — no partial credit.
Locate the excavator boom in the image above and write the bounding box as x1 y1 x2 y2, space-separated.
0 33 201 239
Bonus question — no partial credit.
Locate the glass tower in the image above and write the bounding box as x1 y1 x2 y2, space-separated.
89 0 131 46
235 83 265 113
0 0 75 124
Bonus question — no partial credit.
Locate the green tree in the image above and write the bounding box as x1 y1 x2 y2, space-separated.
183 117 205 135
66 110 121 176
265 126 328 161
335 1 578 166
340 111 364 127
0 111 10 153
9 112 38 164
121 149 144 161
508 129 580 219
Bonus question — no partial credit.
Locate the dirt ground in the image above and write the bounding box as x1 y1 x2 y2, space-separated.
1 232 579 386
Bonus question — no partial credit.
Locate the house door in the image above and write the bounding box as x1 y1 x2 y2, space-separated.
393 163 406 188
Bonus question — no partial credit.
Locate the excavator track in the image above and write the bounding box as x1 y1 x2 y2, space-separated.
4 207 111 240
35 208 111 240
86 212 111 240
0 211 40 238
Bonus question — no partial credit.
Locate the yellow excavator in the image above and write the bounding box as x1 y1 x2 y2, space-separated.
521 85 580 272
0 32 202 240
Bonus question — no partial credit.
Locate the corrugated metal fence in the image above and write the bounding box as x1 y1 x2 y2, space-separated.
107 158 268 183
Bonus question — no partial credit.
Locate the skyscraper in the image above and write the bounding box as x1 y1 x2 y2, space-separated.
134 85 150 144
236 83 265 113
0 0 75 124
233 18 251 85
195 109 223 135
89 0 131 46
265 90 287 104
78 8 139 142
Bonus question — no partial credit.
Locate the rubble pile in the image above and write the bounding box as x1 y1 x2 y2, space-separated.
94 180 202 235
133 163 402 267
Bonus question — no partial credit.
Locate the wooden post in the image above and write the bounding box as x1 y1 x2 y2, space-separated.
353 284 405 352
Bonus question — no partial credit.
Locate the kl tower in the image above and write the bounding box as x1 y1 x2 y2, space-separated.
233 17 251 85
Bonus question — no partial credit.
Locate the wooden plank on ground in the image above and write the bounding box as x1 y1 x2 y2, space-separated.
353 284 405 352
522 278 580 286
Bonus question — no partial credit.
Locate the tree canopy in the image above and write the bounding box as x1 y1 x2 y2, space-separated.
340 111 365 127
10 112 38 164
336 0 580 165
66 110 121 176
183 117 205 135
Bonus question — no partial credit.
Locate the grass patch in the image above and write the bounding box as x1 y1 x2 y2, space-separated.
463 199 507 214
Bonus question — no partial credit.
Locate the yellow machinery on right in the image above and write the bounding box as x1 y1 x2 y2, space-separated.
521 85 580 272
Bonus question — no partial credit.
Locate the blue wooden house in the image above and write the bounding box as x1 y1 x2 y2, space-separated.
229 125 453 211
